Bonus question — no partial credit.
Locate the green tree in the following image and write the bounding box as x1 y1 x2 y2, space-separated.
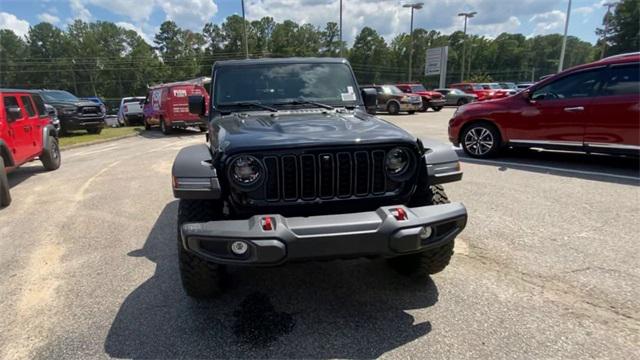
0 30 28 87
597 0 640 56
349 27 390 84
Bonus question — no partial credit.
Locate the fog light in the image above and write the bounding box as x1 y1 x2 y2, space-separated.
230 241 249 255
419 226 433 240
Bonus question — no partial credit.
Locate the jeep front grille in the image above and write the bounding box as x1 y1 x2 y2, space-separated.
261 149 403 202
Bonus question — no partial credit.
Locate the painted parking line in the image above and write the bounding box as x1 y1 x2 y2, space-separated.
461 157 640 181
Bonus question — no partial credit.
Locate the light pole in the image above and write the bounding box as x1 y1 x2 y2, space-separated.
339 0 343 57
241 0 249 59
558 0 572 72
403 2 424 82
458 11 476 82
600 2 617 59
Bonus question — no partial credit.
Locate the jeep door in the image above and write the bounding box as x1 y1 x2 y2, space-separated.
2 95 33 164
19 95 42 159
584 62 640 152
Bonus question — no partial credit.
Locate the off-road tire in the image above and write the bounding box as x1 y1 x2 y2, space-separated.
87 127 102 135
160 118 172 135
388 185 454 276
40 137 61 171
387 102 400 115
431 106 443 112
420 102 428 112
0 157 11 207
177 199 224 298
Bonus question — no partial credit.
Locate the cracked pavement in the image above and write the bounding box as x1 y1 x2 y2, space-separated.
0 108 638 359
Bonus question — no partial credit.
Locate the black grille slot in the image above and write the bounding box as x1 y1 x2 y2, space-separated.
336 152 352 197
318 153 334 198
371 150 386 194
300 155 316 200
264 157 279 201
354 151 370 196
281 156 298 200
257 148 407 202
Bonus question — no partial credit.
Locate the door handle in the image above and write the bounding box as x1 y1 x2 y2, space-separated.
564 106 584 112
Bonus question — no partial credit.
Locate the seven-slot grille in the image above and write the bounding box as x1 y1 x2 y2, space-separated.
261 149 404 202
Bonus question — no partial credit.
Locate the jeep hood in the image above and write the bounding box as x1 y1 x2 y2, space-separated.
214 110 416 154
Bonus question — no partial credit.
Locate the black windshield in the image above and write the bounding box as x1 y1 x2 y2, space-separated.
42 91 79 102
214 63 359 108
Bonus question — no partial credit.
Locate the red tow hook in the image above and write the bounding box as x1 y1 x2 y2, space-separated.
261 216 274 231
391 208 408 221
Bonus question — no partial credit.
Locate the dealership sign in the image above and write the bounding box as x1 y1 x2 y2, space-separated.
425 46 448 88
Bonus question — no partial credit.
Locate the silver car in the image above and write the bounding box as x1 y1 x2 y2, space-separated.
434 88 477 106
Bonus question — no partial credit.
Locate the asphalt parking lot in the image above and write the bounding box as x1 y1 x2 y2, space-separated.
1 108 638 359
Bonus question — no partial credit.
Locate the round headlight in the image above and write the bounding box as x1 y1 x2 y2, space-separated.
386 148 410 175
230 155 263 186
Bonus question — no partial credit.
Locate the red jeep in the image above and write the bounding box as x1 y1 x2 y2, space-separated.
142 83 209 135
1 89 61 207
396 83 446 112
449 82 495 101
448 53 640 158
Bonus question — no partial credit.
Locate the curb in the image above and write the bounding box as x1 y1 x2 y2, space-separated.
60 131 143 151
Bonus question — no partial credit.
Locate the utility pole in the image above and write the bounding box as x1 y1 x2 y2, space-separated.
241 0 249 59
403 3 424 82
458 11 476 82
600 2 617 59
558 0 572 72
339 0 343 57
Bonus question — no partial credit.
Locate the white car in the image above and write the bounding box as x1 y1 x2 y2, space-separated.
117 97 146 126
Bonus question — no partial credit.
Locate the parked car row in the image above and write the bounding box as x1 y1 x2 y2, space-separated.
449 52 640 158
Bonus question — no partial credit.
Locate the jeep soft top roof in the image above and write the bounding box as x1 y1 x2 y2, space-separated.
213 57 349 67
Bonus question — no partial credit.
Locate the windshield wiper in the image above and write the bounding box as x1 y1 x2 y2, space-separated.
220 101 278 112
275 99 334 110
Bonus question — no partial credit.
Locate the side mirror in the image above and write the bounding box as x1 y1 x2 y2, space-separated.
6 105 21 122
188 95 205 116
361 88 377 114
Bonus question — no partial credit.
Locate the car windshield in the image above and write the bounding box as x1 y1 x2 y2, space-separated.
383 85 405 95
214 63 359 108
410 85 426 92
42 90 79 102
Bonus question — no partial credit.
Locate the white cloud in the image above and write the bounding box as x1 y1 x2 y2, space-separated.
529 10 566 35
37 12 61 24
158 0 218 31
116 21 154 44
0 12 30 38
69 0 92 22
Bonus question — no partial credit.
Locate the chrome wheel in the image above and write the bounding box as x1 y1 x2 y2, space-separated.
464 127 494 156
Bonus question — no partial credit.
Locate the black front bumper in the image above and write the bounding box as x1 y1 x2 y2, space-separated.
60 114 105 130
180 203 467 265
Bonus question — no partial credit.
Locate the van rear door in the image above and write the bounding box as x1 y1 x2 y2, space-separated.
169 85 205 121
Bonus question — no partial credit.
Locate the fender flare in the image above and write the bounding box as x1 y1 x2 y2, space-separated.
0 139 15 167
418 137 463 185
41 123 58 153
386 99 401 110
172 144 222 199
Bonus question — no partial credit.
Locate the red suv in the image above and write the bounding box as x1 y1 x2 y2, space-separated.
143 82 209 135
396 83 446 111
1 89 61 207
448 53 640 158
449 83 495 101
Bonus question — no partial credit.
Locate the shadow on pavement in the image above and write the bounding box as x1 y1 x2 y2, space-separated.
136 127 206 139
458 148 640 186
105 201 438 359
6 163 47 189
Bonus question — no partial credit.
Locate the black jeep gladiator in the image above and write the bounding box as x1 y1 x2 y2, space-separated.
172 58 467 298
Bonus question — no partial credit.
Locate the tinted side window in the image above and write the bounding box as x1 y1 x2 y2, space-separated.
31 94 48 116
20 96 36 117
3 96 21 120
532 69 604 100
602 64 640 96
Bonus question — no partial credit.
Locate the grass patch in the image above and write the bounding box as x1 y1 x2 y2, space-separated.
59 127 143 149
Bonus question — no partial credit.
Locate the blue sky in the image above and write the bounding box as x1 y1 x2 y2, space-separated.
0 0 610 45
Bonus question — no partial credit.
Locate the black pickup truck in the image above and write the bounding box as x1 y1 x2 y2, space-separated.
171 58 467 298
